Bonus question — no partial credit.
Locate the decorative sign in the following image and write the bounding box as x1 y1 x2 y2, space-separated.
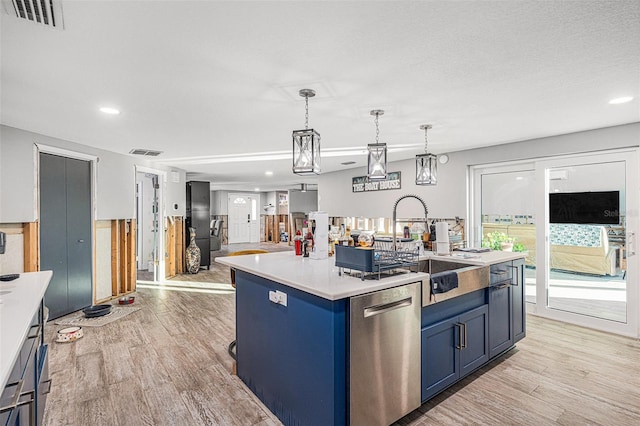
352 171 401 193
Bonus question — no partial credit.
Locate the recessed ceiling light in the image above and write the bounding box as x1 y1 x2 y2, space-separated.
516 176 524 180
254 187 260 191
99 107 120 115
265 171 274 176
608 96 634 105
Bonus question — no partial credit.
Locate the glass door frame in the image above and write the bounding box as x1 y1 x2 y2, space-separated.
535 149 638 337
469 148 639 338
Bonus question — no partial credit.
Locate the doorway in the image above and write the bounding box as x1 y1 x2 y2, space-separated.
472 163 537 305
135 168 164 282
471 149 638 337
536 151 637 335
40 152 93 319
228 193 260 244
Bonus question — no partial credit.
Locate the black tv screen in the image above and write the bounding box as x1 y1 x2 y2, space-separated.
549 191 620 224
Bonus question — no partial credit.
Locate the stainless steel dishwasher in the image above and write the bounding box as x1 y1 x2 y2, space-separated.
350 281 421 426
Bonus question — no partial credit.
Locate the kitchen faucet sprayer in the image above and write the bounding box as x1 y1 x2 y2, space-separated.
392 194 429 251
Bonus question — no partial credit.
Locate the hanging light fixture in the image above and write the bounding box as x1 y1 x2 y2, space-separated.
415 124 437 185
292 89 321 175
367 109 388 180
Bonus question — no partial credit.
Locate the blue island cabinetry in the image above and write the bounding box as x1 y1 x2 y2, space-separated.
235 270 347 426
421 258 526 402
228 253 526 426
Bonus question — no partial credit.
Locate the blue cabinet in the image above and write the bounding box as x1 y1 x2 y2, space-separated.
235 270 347 426
512 258 526 343
489 259 526 358
1 302 50 426
421 304 488 402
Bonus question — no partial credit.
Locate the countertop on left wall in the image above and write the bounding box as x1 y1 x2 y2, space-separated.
0 270 52 389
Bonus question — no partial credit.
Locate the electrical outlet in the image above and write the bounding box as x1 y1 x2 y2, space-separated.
275 290 287 306
268 290 288 306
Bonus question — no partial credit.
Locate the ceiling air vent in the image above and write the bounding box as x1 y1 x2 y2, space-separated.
5 0 64 28
129 149 163 157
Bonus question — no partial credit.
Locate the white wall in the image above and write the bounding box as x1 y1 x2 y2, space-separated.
165 169 187 217
264 191 277 215
319 123 640 219
289 189 318 213
0 125 186 222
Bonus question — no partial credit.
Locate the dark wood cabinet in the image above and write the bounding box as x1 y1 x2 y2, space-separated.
185 181 211 269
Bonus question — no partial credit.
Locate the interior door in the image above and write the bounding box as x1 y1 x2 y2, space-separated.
40 153 92 319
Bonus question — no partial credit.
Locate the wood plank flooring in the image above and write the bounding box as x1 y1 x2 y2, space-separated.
43 246 640 425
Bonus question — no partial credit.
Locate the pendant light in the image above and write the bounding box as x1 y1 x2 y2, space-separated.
367 109 388 180
292 89 321 175
415 124 437 185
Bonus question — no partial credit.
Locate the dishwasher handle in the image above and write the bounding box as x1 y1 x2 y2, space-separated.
363 297 412 318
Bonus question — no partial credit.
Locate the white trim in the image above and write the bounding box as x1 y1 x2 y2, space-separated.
35 143 99 162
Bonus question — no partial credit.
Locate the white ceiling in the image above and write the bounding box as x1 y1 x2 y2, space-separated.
1 1 639 192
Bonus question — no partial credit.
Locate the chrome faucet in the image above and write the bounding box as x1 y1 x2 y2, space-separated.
392 194 429 250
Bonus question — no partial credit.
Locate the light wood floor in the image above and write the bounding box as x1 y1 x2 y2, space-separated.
43 247 640 425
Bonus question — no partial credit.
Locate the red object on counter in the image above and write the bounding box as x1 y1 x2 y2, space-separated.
295 238 302 255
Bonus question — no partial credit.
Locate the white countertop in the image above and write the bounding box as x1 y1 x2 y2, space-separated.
421 250 527 266
216 251 429 301
0 271 52 389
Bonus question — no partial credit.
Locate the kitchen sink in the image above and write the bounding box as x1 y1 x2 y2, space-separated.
422 260 489 306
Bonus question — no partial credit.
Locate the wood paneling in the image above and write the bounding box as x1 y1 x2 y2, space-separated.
165 216 184 278
264 214 289 243
127 219 136 292
109 219 136 298
22 221 39 272
111 221 119 296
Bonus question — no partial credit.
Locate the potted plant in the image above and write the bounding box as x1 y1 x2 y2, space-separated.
482 231 515 251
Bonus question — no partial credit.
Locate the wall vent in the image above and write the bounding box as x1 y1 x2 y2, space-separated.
129 149 163 157
5 0 64 28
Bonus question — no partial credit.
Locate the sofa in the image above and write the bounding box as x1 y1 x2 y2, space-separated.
482 223 618 276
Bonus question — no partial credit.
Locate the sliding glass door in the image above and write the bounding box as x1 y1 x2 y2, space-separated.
536 150 637 336
471 149 638 337
471 163 537 304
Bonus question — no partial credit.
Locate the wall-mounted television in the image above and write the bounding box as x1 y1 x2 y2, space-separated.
549 191 620 224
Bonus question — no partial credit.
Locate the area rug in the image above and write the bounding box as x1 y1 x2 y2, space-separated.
54 306 141 327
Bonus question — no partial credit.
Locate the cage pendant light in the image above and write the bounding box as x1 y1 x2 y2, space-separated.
367 110 388 180
415 124 437 185
292 89 321 175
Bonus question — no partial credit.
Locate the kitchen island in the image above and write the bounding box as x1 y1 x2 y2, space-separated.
217 250 526 426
